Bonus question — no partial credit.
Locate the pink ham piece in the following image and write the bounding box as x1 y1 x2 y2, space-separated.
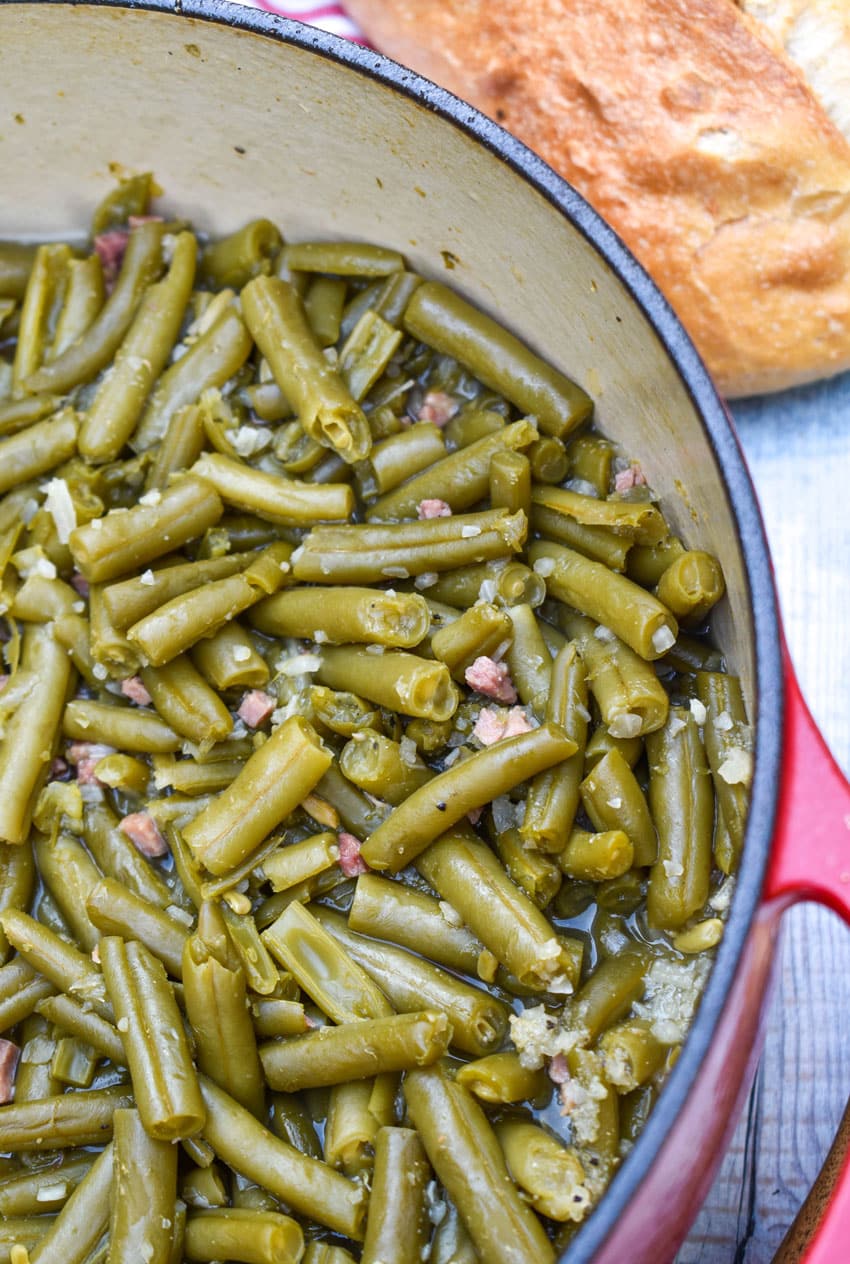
119 811 168 859
415 390 458 427
613 463 647 493
68 741 116 786
472 706 535 746
0 1039 20 1105
237 690 276 729
338 832 369 877
465 656 518 704
121 676 152 707
417 498 452 520
93 230 129 286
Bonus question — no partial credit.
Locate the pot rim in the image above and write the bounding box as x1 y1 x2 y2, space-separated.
5 0 786 1254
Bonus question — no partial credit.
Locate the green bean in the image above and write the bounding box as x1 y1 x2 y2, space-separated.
0 410 77 497
83 800 172 908
316 646 459 722
521 640 588 850
673 918 724 953
696 671 751 875
566 434 613 494
87 877 188 979
315 909 509 1057
403 1064 555 1264
69 476 223 583
183 716 331 875
501 603 551 717
559 610 669 738
141 655 233 746
304 274 347 347
340 735 432 808
0 1087 130 1152
242 276 371 463
0 241 38 300
91 172 154 233
0 841 34 964
13 244 72 388
456 1052 548 1105
584 724 643 772
308 686 382 738
200 219 283 290
0 392 62 437
260 1009 451 1091
324 1073 396 1176
357 422 446 498
101 550 254 630
252 585 429 649
598 1018 669 1091
220 905 281 996
442 407 503 450
431 603 513 680
362 723 575 873
261 832 339 892
655 550 726 625
303 1247 357 1264
132 304 254 450
663 633 724 675
199 1076 368 1240
190 622 269 690
558 828 634 881
424 560 545 610
489 448 531 517
0 956 56 1032
430 1201 480 1264
535 486 666 543
416 831 579 992
530 540 678 660
109 1107 178 1264
626 535 686 587
404 281 590 440
560 949 650 1046
262 900 391 1023
100 936 205 1140
270 1092 323 1160
182 901 264 1118
284 241 404 277
495 1119 590 1224
23 222 164 395
531 505 632 572
0 1153 95 1217
79 231 197 463
191 451 353 526
360 1127 430 1264
370 419 537 522
493 827 562 907
596 869 647 914
9 574 78 622
36 995 125 1067
24 1141 112 1264
619 1082 657 1147
646 708 713 929
85 583 138 677
183 1207 303 1263
294 507 526 584
51 255 105 360
580 748 657 867
33 832 101 954
252 999 310 1040
339 310 403 402
0 625 72 845
146 404 206 494
519 439 562 490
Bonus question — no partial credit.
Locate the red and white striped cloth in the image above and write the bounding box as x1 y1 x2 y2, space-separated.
235 0 368 44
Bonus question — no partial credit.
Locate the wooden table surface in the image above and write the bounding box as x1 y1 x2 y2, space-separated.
677 369 850 1262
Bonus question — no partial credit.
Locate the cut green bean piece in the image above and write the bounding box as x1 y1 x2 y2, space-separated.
34 831 102 954
27 1140 114 1264
696 671 751 875
191 622 269 691
489 449 531 517
141 656 233 746
559 611 669 738
91 172 154 233
200 219 283 290
404 281 590 440
361 1127 431 1264
305 274 347 347
0 1153 94 1217
423 560 545 610
339 310 403 402
261 832 339 892
493 826 562 907
199 1076 368 1240
0 410 77 497
316 646 459 722
184 1206 304 1263
285 241 404 277
0 391 62 437
456 1052 548 1105
110 1108 178 1264
560 949 650 1046
183 716 332 875
252 585 429 648
0 841 35 964
558 828 634 881
0 1087 130 1152
101 550 253 630
521 640 588 851
495 1119 590 1224
51 254 105 359
192 451 353 526
0 240 38 300
0 956 56 1032
598 1018 668 1092
36 994 126 1067
362 723 575 873
656 550 725 625
357 422 446 498
580 748 657 868
87 877 188 979
404 1064 555 1264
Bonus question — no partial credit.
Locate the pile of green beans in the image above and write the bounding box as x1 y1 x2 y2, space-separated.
0 176 752 1263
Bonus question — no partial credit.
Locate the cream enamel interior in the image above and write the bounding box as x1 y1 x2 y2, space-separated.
0 2 752 703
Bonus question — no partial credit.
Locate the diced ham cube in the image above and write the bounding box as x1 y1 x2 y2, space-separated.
415 391 458 427
68 741 116 787
237 689 276 729
338 831 369 877
549 1052 570 1084
472 706 535 746
93 230 129 286
613 463 647 493
0 1039 20 1105
121 676 152 707
71 573 90 598
417 498 452 520
465 656 518 704
119 811 168 858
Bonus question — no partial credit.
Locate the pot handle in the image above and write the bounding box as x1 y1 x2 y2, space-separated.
764 651 850 1261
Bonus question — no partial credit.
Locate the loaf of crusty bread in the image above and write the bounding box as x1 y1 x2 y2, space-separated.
346 0 850 397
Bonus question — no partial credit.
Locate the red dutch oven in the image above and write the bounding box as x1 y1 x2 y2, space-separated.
1 2 848 1259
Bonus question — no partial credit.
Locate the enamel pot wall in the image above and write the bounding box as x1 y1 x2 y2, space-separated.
1 2 849 1258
